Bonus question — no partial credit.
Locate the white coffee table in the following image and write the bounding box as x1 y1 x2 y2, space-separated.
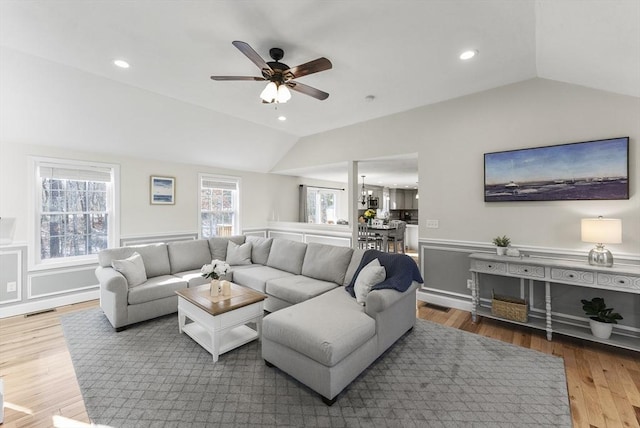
176 283 266 362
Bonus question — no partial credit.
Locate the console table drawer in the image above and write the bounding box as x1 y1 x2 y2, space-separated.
472 260 507 274
508 264 545 278
597 273 640 291
551 268 594 285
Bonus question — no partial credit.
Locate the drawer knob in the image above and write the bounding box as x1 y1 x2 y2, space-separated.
523 269 529 272
618 280 626 284
568 274 575 278
488 265 492 268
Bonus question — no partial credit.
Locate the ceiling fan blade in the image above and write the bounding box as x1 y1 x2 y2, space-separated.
284 57 332 80
287 81 329 100
232 40 271 72
210 76 265 81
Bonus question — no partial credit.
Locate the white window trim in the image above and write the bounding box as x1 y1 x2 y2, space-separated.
197 173 241 238
28 156 120 271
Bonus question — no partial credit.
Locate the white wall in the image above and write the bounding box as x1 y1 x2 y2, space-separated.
273 78 640 256
0 142 300 243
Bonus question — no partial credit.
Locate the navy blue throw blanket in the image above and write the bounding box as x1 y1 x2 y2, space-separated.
346 250 424 297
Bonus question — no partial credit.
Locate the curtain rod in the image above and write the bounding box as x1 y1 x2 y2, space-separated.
299 184 345 191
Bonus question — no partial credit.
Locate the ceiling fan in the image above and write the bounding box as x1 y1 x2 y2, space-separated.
210 41 332 104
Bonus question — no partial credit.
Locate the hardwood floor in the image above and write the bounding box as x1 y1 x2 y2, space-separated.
1 299 639 427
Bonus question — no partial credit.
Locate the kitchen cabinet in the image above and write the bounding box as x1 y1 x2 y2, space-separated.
389 189 419 210
404 190 418 209
389 189 403 209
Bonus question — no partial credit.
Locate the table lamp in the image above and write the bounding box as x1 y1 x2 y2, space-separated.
581 217 622 267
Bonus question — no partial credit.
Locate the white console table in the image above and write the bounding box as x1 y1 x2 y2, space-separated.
469 253 640 352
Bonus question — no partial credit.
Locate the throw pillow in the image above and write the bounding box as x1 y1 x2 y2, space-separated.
111 252 147 288
246 236 273 265
354 258 386 305
226 241 252 266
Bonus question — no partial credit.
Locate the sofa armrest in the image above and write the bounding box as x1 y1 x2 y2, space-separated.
95 266 129 329
365 281 420 318
96 266 128 294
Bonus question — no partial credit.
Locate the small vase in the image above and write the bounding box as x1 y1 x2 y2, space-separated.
221 280 231 296
496 246 507 256
210 279 220 297
589 319 613 339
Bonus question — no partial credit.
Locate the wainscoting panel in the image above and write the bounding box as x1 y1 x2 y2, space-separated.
304 234 351 247
243 229 267 238
28 266 98 299
268 231 304 242
0 249 22 304
120 233 198 246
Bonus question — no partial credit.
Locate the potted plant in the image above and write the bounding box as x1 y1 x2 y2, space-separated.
492 235 511 255
580 297 623 339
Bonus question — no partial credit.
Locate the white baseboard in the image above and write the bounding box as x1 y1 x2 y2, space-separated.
0 289 99 318
416 289 473 312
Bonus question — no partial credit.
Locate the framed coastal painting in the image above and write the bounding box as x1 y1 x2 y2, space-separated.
484 137 629 202
150 176 175 205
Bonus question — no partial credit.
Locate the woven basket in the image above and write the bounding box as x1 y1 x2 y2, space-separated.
491 291 527 323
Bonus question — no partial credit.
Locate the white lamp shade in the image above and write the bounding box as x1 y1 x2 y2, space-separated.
581 218 622 244
260 82 278 102
277 84 291 103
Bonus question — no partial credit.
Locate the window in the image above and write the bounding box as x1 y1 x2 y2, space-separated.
306 187 339 224
199 174 240 238
31 158 119 267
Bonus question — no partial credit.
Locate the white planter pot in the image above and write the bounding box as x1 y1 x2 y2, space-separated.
496 247 507 256
589 319 613 339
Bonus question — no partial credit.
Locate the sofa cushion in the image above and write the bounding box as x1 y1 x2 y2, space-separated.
232 265 294 293
208 236 246 261
127 275 187 305
111 252 147 287
266 275 338 305
266 239 307 275
246 236 273 265
98 243 170 278
262 287 375 367
172 269 211 288
226 241 252 265
354 259 386 305
301 243 353 285
167 239 212 274
343 248 365 286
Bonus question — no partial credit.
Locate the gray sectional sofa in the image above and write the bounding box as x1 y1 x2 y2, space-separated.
95 235 422 404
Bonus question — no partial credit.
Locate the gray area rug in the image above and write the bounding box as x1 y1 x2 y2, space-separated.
61 308 571 427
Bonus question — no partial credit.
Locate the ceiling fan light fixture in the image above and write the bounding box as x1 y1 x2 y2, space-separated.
277 84 291 103
260 81 278 103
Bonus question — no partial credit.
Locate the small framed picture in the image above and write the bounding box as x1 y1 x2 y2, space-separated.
150 176 175 205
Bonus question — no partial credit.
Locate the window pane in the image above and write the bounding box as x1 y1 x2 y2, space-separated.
305 189 338 224
200 177 239 238
38 166 113 261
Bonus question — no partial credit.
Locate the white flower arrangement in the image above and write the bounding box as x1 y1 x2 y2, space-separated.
201 259 230 280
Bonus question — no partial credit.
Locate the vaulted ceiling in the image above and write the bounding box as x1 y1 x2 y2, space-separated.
1 0 638 173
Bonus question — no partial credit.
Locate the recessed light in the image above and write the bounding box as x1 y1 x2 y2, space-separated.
459 50 478 60
277 116 286 121
113 59 130 68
